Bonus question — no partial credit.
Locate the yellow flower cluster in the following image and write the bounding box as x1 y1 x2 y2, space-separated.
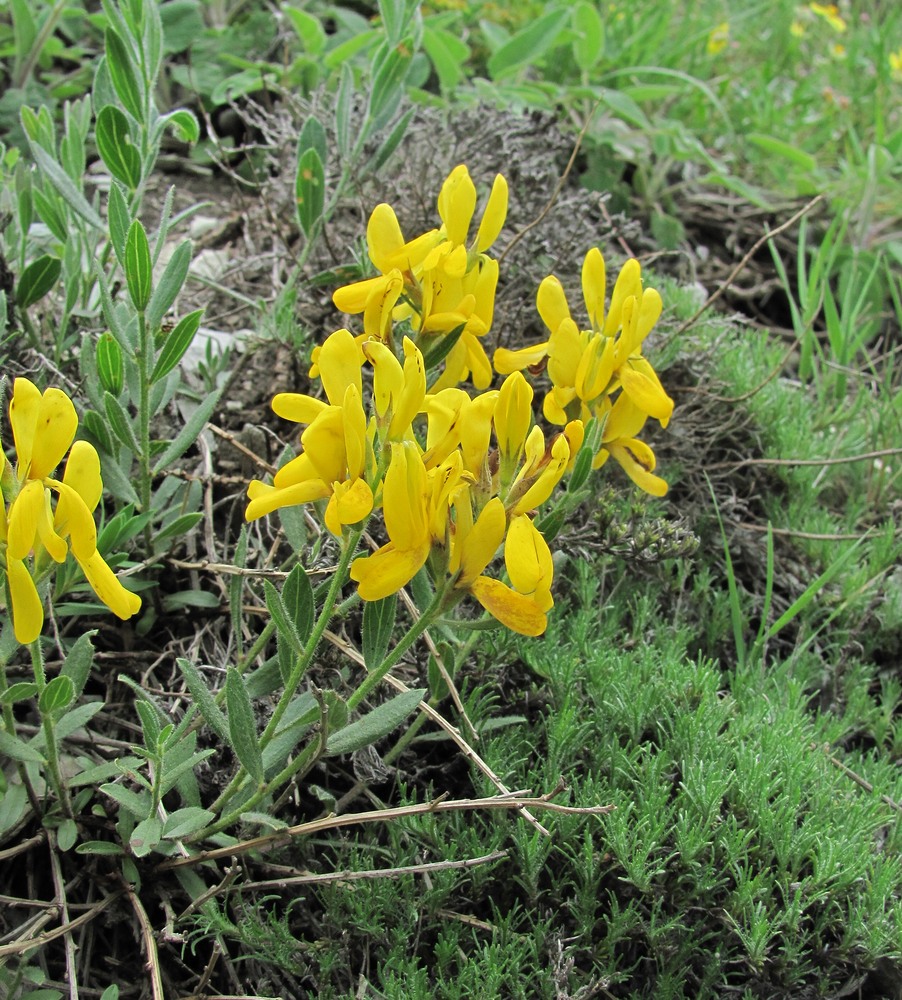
246 167 673 635
494 250 673 497
0 379 141 643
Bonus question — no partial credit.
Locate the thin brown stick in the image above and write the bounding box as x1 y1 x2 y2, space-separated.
157 787 613 871
498 105 598 267
0 891 124 958
184 850 509 907
48 833 78 1000
0 829 45 861
737 523 867 541
124 881 165 1000
706 446 902 472
672 194 827 338
813 742 902 812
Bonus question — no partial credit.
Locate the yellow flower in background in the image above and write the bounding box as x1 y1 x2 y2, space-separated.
809 2 845 32
706 21 729 56
1 378 141 643
890 48 902 81
790 20 806 37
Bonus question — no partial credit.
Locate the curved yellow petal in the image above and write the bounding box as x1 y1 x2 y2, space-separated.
619 364 674 426
350 541 430 602
61 441 103 513
389 337 426 439
7 557 43 644
604 259 642 336
317 328 364 406
438 165 476 247
513 434 570 515
367 202 405 273
505 515 553 611
38 488 68 563
363 268 403 341
574 334 615 402
581 247 607 331
383 442 429 550
536 275 571 335
493 342 549 376
547 317 585 388
457 496 506 587
607 439 669 496
272 393 328 425
52 482 97 561
603 394 649 443
79 550 142 619
301 407 347 486
29 388 78 481
245 479 330 520
495 372 533 464
10 378 42 474
7 480 44 560
469 576 547 636
325 477 374 537
475 174 508 253
333 275 387 315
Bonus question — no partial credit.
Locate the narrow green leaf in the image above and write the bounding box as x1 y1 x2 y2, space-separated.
487 7 569 79
367 42 411 129
96 332 124 395
100 782 151 818
135 699 162 749
150 308 202 382
226 667 263 784
95 105 142 189
162 807 214 840
0 729 45 763
175 658 229 744
152 384 224 472
60 631 96 699
295 146 325 241
264 579 303 656
572 2 604 72
17 255 61 309
153 512 203 544
27 141 104 230
298 114 327 166
285 7 326 53
747 133 818 173
76 840 124 855
282 564 314 640
365 107 415 175
0 681 38 705
105 27 144 121
326 689 425 756
362 594 397 671
378 0 407 45
335 63 353 159
39 676 75 715
104 391 141 452
147 240 193 331
57 817 79 851
130 816 162 857
125 220 152 311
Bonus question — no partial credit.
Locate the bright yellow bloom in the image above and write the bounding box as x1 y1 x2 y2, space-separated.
493 250 672 496
809 2 845 32
790 19 806 37
890 49 902 81
1 378 141 643
706 21 729 56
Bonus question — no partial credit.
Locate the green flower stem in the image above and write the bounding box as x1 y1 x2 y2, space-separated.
30 639 72 819
135 309 154 554
261 525 364 746
208 526 365 818
346 587 449 714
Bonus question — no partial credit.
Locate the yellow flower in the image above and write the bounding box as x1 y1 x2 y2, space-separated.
890 48 902 81
706 21 729 56
790 20 806 37
1 378 141 643
809 2 845 32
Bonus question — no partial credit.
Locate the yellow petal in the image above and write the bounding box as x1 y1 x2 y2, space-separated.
273 452 318 489
619 364 674 425
536 275 571 334
495 372 533 464
607 439 668 496
272 393 327 424
464 335 493 390
603 394 649 443
38 488 68 563
61 440 103 512
457 496 506 587
493 342 549 376
469 256 499 334
574 334 615 402
245 479 330 520
53 482 97 561
7 481 44 560
469 576 547 636
301 407 348 486
350 541 430 601
79 550 142 619
333 275 386 314
7 557 43 643
363 268 403 340
10 378 42 473
505 515 553 611
438 165 476 247
389 337 426 440
513 433 570 514
317 328 364 405
581 247 606 330
475 174 508 252
459 390 498 475
342 384 369 480
383 442 429 550
547 317 585 388
367 202 405 273
603 259 642 336
29 388 78 481
325 477 374 537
